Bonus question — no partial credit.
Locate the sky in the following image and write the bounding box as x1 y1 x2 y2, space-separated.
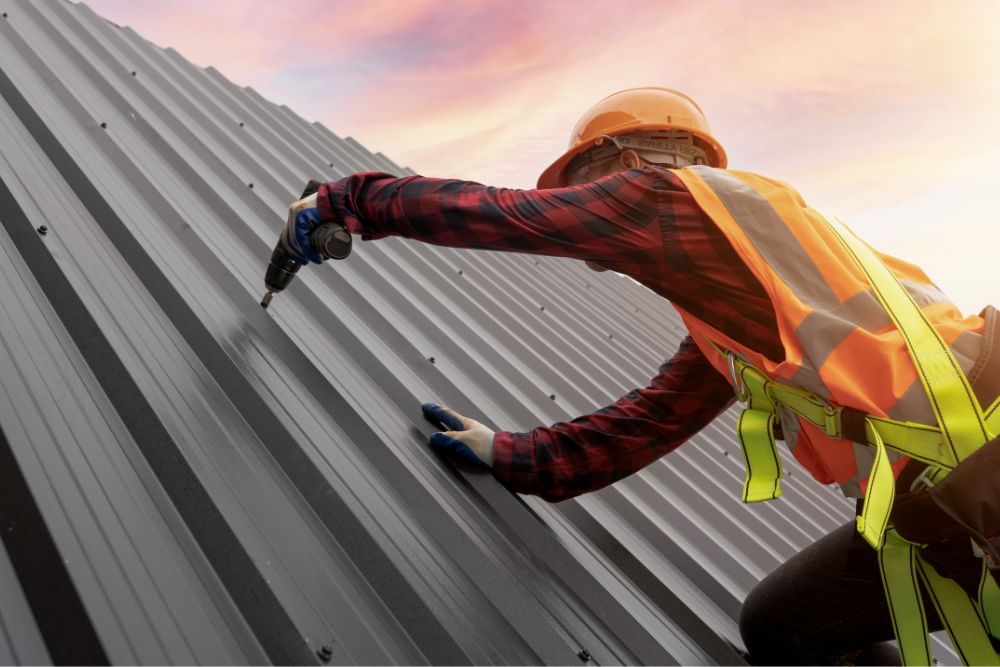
85 0 1000 316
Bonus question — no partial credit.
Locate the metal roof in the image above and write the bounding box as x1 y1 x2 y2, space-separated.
0 0 935 664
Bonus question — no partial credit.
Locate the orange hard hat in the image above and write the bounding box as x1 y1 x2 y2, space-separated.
537 87 727 189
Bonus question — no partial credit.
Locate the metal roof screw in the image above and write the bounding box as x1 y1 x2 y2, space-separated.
131 71 136 76
2 12 7 18
549 394 556 400
239 121 244 127
248 183 254 189
36 225 48 235
608 333 613 339
539 305 545 311
328 162 334 167
428 357 435 364
457 269 463 275
317 645 333 662
578 649 592 662
100 122 107 129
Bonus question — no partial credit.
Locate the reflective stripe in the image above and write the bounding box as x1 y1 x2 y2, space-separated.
901 280 951 309
797 284 951 374
795 289 893 369
789 359 829 399
691 167 844 310
778 405 803 452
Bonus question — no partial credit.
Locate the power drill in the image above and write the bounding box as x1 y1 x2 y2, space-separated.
260 179 352 308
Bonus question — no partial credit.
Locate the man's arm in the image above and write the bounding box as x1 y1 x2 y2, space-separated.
316 170 663 271
490 336 735 502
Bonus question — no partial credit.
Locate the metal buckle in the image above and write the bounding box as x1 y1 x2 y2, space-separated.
727 352 749 403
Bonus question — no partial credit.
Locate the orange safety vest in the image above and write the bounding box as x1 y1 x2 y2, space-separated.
672 166 986 498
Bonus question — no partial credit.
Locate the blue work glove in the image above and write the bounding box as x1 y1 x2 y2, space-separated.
280 192 324 264
421 403 494 470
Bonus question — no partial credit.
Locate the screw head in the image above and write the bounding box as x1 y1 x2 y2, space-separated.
100 122 107 129
549 394 556 400
239 121 244 127
131 71 136 76
248 183 254 189
317 645 333 661
578 649 592 662
428 357 435 364
36 225 47 235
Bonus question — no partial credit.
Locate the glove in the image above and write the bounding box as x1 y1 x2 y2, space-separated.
421 403 494 470
280 192 324 264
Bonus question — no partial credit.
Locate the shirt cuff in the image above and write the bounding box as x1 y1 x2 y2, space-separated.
490 430 532 490
317 173 392 240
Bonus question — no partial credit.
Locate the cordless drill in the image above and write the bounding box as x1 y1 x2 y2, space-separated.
260 179 352 308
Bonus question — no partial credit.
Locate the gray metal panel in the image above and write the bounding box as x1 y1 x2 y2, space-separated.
0 1 956 664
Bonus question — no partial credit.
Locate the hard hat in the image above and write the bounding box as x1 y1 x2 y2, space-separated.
537 87 727 189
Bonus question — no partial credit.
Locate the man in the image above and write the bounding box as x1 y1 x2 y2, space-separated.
282 88 999 665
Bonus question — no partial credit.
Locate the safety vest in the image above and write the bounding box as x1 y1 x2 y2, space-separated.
673 167 985 494
672 166 1000 665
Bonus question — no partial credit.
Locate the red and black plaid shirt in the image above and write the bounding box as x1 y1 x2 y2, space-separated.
319 166 780 501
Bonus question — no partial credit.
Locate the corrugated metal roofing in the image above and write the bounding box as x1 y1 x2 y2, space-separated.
0 1 954 664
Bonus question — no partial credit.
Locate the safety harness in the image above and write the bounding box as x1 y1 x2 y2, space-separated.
718 216 1000 665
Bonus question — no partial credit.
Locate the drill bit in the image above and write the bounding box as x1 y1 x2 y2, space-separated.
260 290 275 309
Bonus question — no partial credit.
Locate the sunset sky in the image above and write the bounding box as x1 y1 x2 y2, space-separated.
85 0 1000 315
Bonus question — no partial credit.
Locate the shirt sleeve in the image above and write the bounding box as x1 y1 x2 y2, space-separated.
316 170 664 272
490 336 736 502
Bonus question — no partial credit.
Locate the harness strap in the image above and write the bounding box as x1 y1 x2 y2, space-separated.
979 561 1000 639
857 419 895 549
879 531 932 665
824 216 990 461
916 551 999 665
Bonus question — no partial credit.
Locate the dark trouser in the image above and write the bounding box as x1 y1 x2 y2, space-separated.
739 521 943 666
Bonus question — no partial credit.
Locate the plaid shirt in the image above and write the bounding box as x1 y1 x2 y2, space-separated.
319 166 777 501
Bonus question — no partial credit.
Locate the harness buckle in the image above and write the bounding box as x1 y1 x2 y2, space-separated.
823 404 842 438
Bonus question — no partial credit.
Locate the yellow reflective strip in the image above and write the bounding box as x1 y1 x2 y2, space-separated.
737 409 783 503
856 421 895 549
979 561 1000 639
879 531 932 666
917 555 1000 665
824 215 988 462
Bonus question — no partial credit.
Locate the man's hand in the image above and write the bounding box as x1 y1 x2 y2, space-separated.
421 403 494 470
280 192 324 264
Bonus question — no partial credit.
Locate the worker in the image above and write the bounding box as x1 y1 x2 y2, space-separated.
281 87 1000 665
